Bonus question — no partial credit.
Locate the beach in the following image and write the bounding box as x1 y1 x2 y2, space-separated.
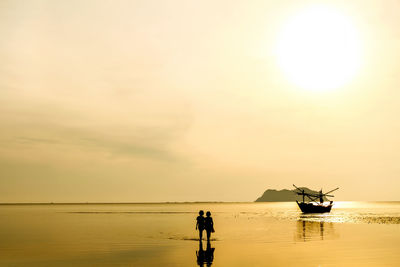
0 202 399 266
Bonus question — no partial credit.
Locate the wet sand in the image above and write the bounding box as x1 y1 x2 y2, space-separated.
0 202 399 266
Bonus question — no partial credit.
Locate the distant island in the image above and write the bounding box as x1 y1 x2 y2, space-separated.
255 187 329 202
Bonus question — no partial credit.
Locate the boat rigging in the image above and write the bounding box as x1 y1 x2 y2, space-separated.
293 184 339 213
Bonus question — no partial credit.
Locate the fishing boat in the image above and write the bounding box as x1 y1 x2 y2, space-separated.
293 184 339 213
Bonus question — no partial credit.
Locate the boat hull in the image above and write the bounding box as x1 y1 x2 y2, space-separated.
296 201 332 213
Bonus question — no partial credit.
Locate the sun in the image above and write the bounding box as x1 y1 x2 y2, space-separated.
276 5 361 91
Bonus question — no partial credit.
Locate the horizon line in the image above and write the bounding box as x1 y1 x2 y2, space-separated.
1 200 400 205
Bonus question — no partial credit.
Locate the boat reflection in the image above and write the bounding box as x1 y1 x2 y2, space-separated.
196 240 215 266
295 219 339 242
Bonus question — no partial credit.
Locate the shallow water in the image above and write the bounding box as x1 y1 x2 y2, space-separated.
0 202 399 266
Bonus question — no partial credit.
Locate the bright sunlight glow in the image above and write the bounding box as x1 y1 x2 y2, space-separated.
276 6 361 91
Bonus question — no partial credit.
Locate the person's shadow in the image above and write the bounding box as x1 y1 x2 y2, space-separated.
196 240 215 266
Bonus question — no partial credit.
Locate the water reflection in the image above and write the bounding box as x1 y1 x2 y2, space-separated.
196 240 215 266
295 220 338 242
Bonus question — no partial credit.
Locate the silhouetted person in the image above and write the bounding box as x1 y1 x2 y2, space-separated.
196 210 205 240
204 211 214 242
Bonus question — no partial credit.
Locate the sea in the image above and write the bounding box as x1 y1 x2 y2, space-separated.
0 202 399 266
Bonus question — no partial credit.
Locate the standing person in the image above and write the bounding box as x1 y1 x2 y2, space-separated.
204 211 215 242
196 210 205 240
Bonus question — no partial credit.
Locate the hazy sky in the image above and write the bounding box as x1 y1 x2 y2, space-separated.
1 0 400 202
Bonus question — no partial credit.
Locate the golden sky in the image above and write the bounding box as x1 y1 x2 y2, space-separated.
1 0 400 202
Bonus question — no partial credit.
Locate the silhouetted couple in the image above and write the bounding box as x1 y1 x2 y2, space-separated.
196 210 215 241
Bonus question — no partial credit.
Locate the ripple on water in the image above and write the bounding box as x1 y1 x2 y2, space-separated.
298 213 400 224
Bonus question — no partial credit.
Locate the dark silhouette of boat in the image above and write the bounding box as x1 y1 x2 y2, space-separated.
293 184 339 213
296 201 333 213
